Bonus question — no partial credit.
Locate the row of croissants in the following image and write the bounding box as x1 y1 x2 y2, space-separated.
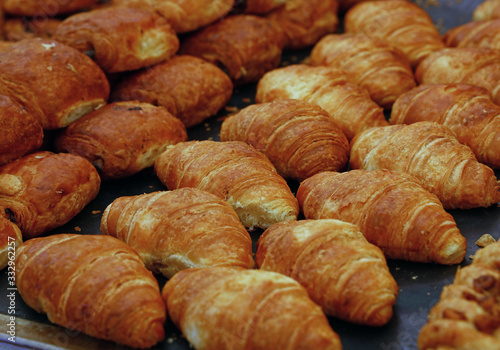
0 0 500 349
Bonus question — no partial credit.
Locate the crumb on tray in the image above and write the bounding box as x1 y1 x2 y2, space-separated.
475 234 496 247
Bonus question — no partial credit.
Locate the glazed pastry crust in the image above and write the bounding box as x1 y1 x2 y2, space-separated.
3 0 97 16
443 19 500 50
56 101 187 179
0 217 22 270
101 188 255 278
15 234 166 349
220 99 349 181
111 55 233 128
296 170 467 265
0 151 101 239
256 219 398 326
162 267 342 350
473 0 500 21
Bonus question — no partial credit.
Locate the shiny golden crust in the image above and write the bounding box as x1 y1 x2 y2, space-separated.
266 0 339 50
154 140 299 230
443 19 500 49
473 0 500 21
0 151 101 239
244 0 287 14
15 234 166 348
256 219 398 326
56 101 187 180
311 33 416 109
415 48 500 104
350 122 500 209
3 18 60 41
0 94 43 166
344 0 444 68
391 84 500 169
54 7 179 73
220 99 349 181
111 55 233 128
0 38 109 129
101 188 255 277
418 241 500 350
0 217 22 270
255 64 388 140
180 15 285 86
3 0 97 16
296 170 467 265
162 267 342 350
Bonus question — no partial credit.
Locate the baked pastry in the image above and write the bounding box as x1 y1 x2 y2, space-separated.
101 188 255 277
337 0 399 12
154 140 299 230
56 101 187 180
3 18 60 41
349 121 500 210
244 0 287 14
473 0 500 21
390 84 500 169
0 38 109 129
256 219 398 326
111 55 232 128
3 0 97 16
255 64 388 140
180 15 285 86
296 170 467 265
163 267 343 350
0 94 43 166
418 241 500 350
311 33 416 109
266 0 339 50
0 216 22 270
0 151 101 239
220 99 350 181
443 19 500 49
53 7 179 73
15 234 166 348
415 47 500 104
344 0 445 67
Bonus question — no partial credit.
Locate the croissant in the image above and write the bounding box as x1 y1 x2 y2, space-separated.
473 0 500 21
296 170 467 265
255 64 388 140
162 266 342 350
415 47 500 104
418 241 500 350
220 99 350 182
101 188 255 277
3 0 97 16
343 0 444 68
311 33 416 109
256 219 398 326
390 83 500 169
0 151 101 239
337 0 399 12
0 216 22 270
15 234 166 348
154 140 299 230
350 121 500 210
443 19 500 50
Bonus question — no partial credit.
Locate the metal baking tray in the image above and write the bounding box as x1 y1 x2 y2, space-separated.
1 1 498 349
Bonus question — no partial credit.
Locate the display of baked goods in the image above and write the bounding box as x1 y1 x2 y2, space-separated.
0 1 499 350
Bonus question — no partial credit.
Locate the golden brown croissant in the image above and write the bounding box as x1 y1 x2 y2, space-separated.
418 241 500 350
15 234 166 348
3 18 61 41
350 121 500 210
296 169 467 265
390 84 500 169
443 19 500 50
473 0 500 21
255 64 388 140
154 140 299 230
220 99 349 181
111 55 233 128
56 101 187 180
415 47 500 104
162 266 343 350
344 0 445 68
0 151 101 239
3 0 97 16
0 216 22 270
256 219 398 326
101 188 255 277
311 33 416 109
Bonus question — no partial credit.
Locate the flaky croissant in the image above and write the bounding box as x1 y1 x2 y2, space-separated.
350 121 500 210
256 64 388 140
0 216 22 270
443 19 500 50
390 84 500 169
154 140 299 230
220 99 350 182
311 33 416 109
296 170 467 265
256 219 398 326
101 188 255 278
473 0 500 21
418 241 500 350
15 234 166 348
163 267 342 350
